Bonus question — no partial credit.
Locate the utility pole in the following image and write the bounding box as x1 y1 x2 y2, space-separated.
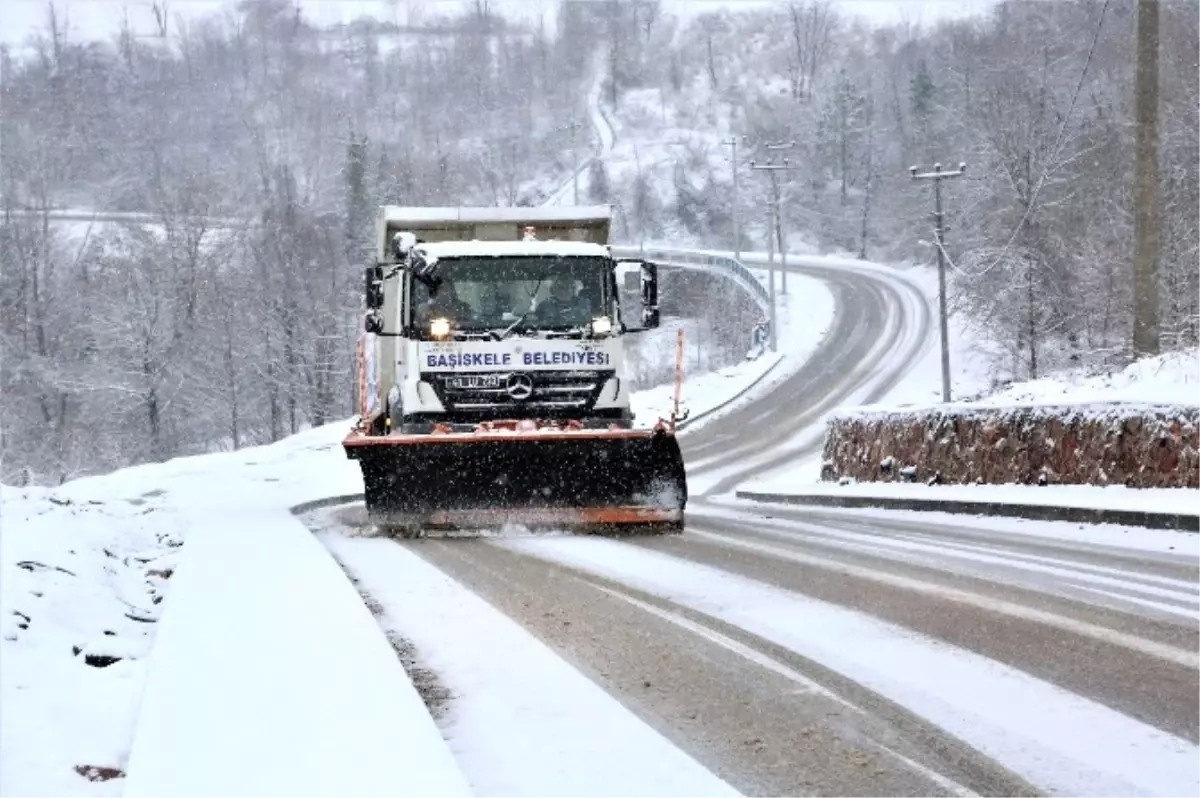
1132 0 1160 356
764 141 797 294
721 136 741 261
910 161 966 403
750 150 798 352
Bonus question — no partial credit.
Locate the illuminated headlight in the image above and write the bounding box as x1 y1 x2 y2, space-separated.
430 317 451 339
591 316 613 336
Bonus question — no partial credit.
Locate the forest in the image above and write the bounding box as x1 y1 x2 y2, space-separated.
1 0 1196 484
585 0 1197 376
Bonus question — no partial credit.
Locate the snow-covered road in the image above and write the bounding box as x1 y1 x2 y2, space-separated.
6 245 1196 796
298 252 1196 797
306 500 1197 798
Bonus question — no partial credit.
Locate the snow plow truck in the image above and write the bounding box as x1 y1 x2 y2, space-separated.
342 205 688 537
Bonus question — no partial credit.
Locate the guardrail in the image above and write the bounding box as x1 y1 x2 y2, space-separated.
610 245 770 316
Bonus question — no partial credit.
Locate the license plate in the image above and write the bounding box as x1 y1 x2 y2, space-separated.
447 375 501 390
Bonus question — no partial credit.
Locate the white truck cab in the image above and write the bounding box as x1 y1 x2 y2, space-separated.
359 206 663 436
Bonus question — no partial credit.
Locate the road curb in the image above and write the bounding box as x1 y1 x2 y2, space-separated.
290 493 366 516
677 355 785 432
734 490 1200 532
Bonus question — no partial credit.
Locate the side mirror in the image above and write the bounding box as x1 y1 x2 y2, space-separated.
364 265 384 310
411 252 440 289
640 261 660 329
364 313 384 334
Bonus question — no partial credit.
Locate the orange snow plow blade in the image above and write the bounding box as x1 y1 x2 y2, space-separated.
343 422 687 537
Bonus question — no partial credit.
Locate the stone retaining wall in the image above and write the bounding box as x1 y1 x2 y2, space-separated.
822 403 1200 489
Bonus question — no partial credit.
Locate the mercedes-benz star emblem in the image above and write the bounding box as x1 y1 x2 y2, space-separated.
505 373 534 400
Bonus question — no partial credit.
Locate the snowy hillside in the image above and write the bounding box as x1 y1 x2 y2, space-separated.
848 346 1200 417
967 348 1199 409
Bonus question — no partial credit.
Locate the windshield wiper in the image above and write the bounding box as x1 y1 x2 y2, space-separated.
495 311 532 340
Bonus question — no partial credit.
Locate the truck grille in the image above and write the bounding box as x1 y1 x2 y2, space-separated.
427 370 609 415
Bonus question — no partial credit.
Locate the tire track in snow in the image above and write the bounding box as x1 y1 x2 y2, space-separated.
660 517 1198 743
306 505 1019 796
691 503 1200 631
489 534 1199 798
383 533 1031 797
313 514 741 798
307 498 1197 797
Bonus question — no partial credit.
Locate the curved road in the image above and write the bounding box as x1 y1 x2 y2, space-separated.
54 55 1195 796
308 253 1199 796
310 70 1198 793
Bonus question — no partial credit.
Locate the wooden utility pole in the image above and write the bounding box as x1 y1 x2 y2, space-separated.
721 136 741 261
764 141 797 295
911 161 966 403
750 150 798 352
1132 0 1161 357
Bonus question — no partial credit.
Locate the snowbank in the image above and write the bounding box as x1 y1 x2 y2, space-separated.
123 509 471 798
829 334 1196 420
631 352 783 428
808 350 1200 495
1 486 181 797
1 425 472 797
965 347 1199 409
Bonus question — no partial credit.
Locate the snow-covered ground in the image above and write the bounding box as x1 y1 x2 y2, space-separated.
0 303 814 795
961 347 1199 409
0 486 183 797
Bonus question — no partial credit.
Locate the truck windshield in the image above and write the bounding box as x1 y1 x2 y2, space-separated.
411 255 613 335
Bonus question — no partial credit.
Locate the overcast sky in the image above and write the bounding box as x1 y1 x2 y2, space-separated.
0 0 1000 52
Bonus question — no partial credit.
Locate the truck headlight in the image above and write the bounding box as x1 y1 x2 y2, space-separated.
430 317 451 339
591 316 613 336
